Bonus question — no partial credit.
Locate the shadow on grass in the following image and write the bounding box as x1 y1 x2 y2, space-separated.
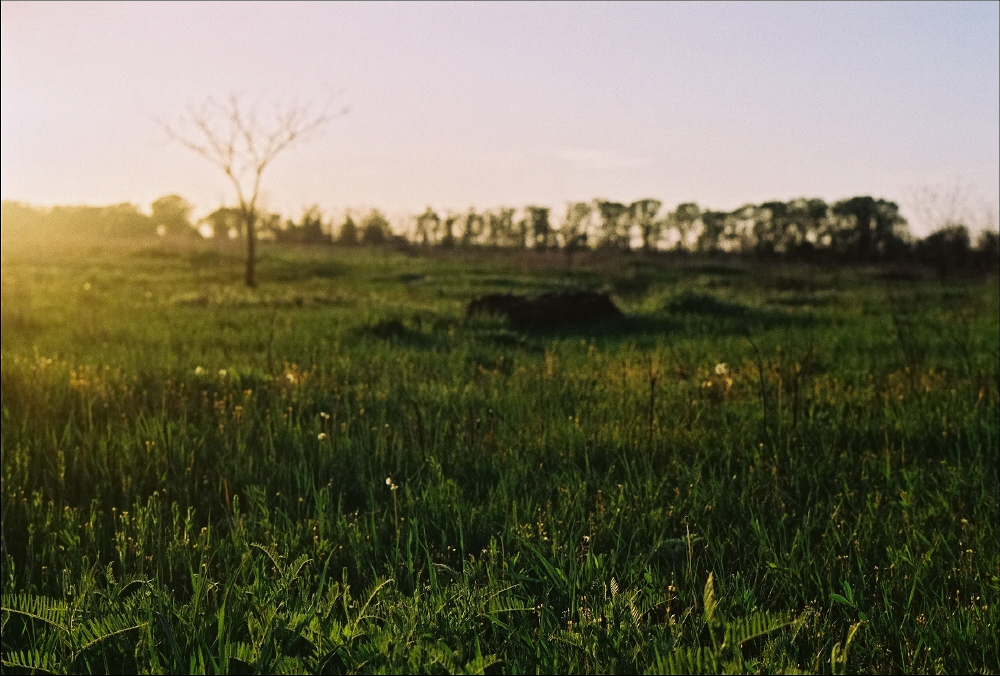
263 258 344 282
354 318 440 348
486 300 816 342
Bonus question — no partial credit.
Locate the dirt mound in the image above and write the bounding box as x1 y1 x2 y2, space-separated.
467 290 622 329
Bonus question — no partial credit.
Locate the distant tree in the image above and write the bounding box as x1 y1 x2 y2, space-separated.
974 229 1000 273
628 199 663 252
338 213 359 245
786 198 829 254
151 194 194 236
916 223 972 275
484 208 516 247
525 206 553 250
751 198 829 255
201 206 241 239
724 204 757 253
460 208 485 247
753 201 790 255
670 203 700 251
257 213 282 241
441 213 458 248
300 206 329 244
414 207 440 246
559 202 592 252
360 209 392 245
274 205 329 244
513 214 530 249
159 94 345 287
594 200 629 249
696 209 728 253
830 196 909 260
0 201 153 243
558 202 592 267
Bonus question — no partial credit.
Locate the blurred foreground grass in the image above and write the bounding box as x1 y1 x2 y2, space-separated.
2 240 997 673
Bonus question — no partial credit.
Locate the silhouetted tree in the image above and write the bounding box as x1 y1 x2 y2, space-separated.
525 206 553 250
831 196 909 260
414 207 440 246
151 194 194 236
202 206 241 239
461 208 485 247
670 203 700 251
483 208 516 247
559 202 592 251
512 214 530 249
696 209 728 253
257 213 282 241
594 200 629 249
360 209 392 245
274 205 329 244
0 201 154 243
754 201 792 255
916 223 971 275
974 229 1000 273
159 94 345 286
338 213 359 245
300 206 329 244
628 199 663 252
441 213 458 248
726 205 757 253
786 198 829 254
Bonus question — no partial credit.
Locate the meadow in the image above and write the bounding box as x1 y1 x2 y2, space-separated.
1 239 997 674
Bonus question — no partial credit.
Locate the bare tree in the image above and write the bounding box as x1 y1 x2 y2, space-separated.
158 94 345 287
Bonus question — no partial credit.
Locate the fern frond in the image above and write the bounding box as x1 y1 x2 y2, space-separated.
463 653 500 675
831 621 863 675
1 593 70 631
252 542 284 574
284 554 312 585
1 647 59 674
227 640 259 673
723 610 793 648
653 646 723 675
75 614 146 652
702 573 718 626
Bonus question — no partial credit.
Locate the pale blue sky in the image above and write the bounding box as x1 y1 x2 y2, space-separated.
2 1 997 234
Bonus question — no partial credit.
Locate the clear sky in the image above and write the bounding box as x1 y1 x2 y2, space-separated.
2 1 998 234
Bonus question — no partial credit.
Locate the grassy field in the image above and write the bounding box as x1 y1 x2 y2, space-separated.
1 240 997 674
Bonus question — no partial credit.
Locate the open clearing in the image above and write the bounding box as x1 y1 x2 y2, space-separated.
2 241 997 673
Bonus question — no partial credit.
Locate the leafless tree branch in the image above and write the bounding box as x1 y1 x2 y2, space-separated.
156 93 347 286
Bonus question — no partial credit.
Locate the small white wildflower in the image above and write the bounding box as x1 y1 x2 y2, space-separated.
194 366 205 376
320 412 330 420
714 362 729 376
219 369 227 378
317 433 328 441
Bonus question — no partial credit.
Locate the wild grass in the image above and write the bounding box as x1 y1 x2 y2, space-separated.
2 241 998 673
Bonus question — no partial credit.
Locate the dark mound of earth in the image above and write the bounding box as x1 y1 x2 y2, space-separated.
467 290 622 330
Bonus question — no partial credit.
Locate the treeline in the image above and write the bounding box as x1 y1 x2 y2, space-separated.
3 194 997 273
1 201 158 241
202 195 1000 274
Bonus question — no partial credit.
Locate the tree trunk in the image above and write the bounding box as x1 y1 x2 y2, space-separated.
244 210 257 288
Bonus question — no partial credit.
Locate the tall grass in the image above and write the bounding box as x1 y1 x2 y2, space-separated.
2 242 998 673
